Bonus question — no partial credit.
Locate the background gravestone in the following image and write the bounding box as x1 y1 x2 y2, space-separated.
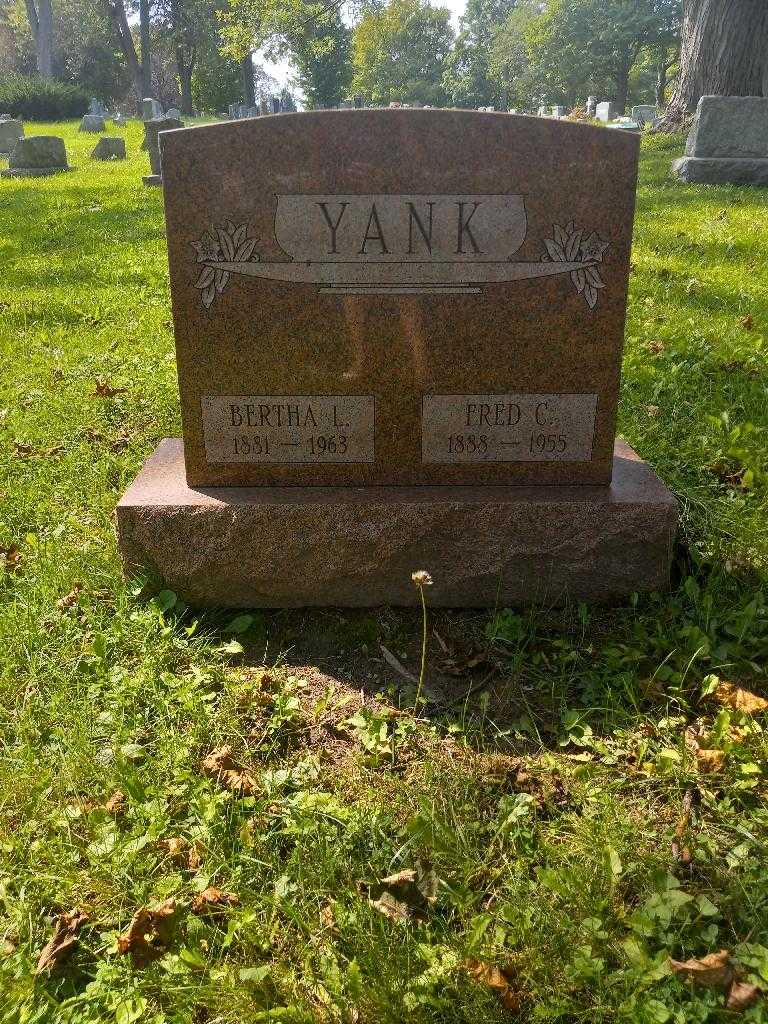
117 111 676 608
79 114 105 132
1 136 69 177
631 104 658 128
596 101 615 122
142 117 184 185
0 119 24 154
91 136 126 160
142 97 163 120
672 95 768 185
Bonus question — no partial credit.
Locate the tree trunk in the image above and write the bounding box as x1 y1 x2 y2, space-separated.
177 48 194 115
100 0 144 112
139 0 151 96
242 53 255 106
24 0 54 79
658 0 768 128
614 54 633 115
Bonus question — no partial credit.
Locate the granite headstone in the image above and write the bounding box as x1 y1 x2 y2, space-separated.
0 119 24 154
595 101 615 123
91 136 126 160
116 111 676 607
672 95 768 185
1 135 69 177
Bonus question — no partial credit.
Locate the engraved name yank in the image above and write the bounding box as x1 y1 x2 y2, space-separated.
191 196 610 304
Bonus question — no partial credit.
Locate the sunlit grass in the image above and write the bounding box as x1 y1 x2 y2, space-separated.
0 124 766 1022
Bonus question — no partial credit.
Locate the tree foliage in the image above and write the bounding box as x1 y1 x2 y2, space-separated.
220 0 352 108
442 0 516 108
491 0 680 112
351 0 453 106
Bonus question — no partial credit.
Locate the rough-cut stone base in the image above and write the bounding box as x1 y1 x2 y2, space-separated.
672 156 768 185
116 439 677 608
142 174 162 186
1 166 69 177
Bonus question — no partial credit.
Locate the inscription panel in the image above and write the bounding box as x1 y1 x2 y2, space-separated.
422 394 598 463
202 395 375 464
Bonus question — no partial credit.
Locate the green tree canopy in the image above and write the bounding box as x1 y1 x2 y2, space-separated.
491 0 680 113
220 0 352 108
442 0 517 108
351 0 454 106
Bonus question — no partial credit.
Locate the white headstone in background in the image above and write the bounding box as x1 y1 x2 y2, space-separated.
596 102 615 123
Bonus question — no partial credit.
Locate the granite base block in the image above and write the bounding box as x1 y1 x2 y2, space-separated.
672 156 768 186
116 439 677 608
142 174 162 186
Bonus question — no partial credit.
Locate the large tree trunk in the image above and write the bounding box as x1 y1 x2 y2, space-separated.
242 53 255 106
139 0 151 96
100 0 144 112
614 57 632 116
177 48 194 115
24 0 54 79
658 0 768 129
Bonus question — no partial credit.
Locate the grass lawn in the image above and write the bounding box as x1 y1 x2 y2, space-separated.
1 121 767 1023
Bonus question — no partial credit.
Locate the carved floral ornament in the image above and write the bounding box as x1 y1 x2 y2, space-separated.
190 196 610 311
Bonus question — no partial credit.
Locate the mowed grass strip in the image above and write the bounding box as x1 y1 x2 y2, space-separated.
0 123 766 1022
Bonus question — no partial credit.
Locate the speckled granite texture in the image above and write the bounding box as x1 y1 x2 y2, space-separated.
116 438 676 608
159 110 639 488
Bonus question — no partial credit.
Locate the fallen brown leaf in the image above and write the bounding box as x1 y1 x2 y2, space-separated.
191 886 240 914
696 748 725 772
669 950 733 989
56 584 83 611
0 545 22 572
117 899 177 964
462 958 523 1012
712 681 768 715
672 786 697 866
319 903 337 932
157 836 201 870
645 404 660 418
370 890 413 923
90 380 127 399
741 316 754 331
35 909 89 975
727 981 762 1011
13 441 33 458
201 746 259 795
104 790 126 816
368 862 437 924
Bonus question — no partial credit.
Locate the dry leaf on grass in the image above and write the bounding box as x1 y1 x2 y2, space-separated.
90 380 127 399
0 545 22 572
13 442 33 458
191 887 240 914
669 950 734 989
35 909 89 975
104 790 126 816
696 748 726 772
711 682 768 715
56 584 83 610
741 316 754 331
117 899 177 964
319 903 337 933
462 958 523 1012
201 746 259 795
368 863 438 924
158 837 201 870
727 981 762 1011
671 786 697 865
